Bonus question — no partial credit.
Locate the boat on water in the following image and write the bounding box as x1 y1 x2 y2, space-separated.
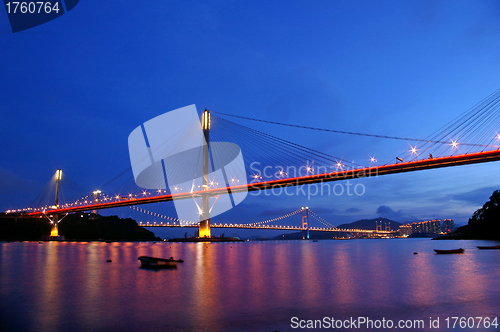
477 245 500 250
138 256 184 268
434 248 465 254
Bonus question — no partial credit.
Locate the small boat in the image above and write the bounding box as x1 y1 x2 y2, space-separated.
434 248 465 254
138 256 184 268
477 245 500 250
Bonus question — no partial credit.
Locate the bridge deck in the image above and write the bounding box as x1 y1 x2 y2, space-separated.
138 223 396 234
23 149 500 217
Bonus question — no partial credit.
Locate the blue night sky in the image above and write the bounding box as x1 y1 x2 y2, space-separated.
1 1 500 232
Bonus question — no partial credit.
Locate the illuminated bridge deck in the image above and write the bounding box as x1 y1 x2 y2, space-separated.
139 222 396 234
21 149 500 218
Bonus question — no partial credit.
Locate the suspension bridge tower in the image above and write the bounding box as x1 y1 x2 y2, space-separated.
92 190 101 214
50 168 62 237
302 207 309 239
199 109 211 238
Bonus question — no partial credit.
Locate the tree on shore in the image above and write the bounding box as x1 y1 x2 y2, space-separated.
458 190 500 239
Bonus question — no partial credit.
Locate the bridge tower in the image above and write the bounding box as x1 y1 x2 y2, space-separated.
302 207 309 239
385 221 390 232
92 190 101 214
50 169 62 237
375 220 382 232
199 109 211 238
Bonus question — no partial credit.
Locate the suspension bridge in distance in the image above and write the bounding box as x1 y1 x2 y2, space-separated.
135 206 397 239
138 223 395 238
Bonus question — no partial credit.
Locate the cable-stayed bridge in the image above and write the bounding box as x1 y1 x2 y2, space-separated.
5 89 500 238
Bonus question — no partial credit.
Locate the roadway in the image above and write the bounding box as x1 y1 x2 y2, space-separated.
22 149 500 217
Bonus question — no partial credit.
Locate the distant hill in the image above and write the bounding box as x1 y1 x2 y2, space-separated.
336 218 401 231
59 214 160 241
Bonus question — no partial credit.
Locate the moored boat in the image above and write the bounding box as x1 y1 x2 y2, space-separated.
434 248 465 254
138 256 184 268
477 245 500 250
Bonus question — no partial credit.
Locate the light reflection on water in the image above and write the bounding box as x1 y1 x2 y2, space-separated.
0 239 499 331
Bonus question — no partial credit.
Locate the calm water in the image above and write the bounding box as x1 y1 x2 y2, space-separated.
1 239 499 332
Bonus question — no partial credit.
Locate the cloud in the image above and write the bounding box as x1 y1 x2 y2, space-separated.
376 205 404 220
446 186 498 206
345 207 361 213
377 205 396 214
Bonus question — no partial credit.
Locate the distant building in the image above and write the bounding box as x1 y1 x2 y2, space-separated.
424 220 441 234
412 222 422 234
398 224 412 237
442 219 454 233
400 219 447 237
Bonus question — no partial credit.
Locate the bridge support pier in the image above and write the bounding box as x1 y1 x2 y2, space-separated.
199 109 211 238
302 207 309 239
43 169 65 240
50 215 59 236
50 169 62 237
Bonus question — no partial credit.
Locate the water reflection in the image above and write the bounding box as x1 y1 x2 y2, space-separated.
37 242 60 331
0 239 499 331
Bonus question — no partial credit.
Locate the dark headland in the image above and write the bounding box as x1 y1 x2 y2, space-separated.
0 213 160 242
434 189 500 240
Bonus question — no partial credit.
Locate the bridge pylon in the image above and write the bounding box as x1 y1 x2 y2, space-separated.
92 190 101 214
50 169 62 237
199 109 211 238
302 207 309 239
